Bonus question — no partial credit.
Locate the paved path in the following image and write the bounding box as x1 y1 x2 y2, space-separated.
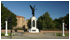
1 32 69 39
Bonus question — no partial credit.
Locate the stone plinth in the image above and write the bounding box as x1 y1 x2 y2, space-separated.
29 16 39 33
23 32 43 34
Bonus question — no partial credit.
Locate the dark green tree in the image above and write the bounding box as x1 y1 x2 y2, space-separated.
53 19 61 29
27 18 31 29
37 16 43 31
37 12 54 30
1 3 17 29
64 14 69 29
53 13 69 30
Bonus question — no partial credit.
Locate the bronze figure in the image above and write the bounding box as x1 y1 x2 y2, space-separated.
30 5 36 16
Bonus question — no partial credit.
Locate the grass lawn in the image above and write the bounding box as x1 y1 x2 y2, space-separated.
56 33 69 36
1 33 14 36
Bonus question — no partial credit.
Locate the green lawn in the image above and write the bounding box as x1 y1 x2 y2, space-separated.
1 33 14 36
56 33 69 36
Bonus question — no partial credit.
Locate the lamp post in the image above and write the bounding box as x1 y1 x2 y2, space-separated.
62 19 65 36
8 16 12 38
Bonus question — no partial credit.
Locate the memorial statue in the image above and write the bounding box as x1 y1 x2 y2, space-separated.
29 5 39 33
30 5 36 16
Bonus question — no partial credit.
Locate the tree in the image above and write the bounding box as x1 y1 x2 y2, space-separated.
27 18 31 29
37 12 54 30
53 19 60 29
1 3 17 29
53 13 69 30
64 14 69 29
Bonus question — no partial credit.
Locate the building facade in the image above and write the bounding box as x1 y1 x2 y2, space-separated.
14 16 29 29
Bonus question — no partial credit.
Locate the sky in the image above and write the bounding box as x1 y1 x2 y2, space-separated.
1 1 69 20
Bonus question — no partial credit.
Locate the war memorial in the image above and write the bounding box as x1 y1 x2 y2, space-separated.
1 2 69 39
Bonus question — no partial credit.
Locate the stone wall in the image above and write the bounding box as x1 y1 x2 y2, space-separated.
16 16 25 28
25 19 29 29
13 16 29 29
1 30 69 33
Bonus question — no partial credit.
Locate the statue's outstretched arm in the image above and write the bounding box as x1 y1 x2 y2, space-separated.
34 5 36 8
30 5 32 9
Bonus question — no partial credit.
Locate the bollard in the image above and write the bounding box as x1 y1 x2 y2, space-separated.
55 33 56 36
59 33 60 36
